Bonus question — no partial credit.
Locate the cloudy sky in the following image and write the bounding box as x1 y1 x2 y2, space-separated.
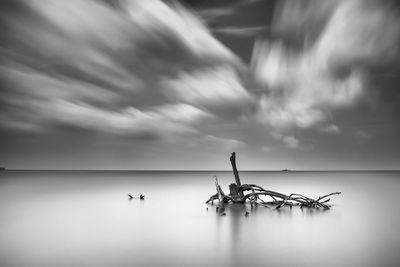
0 0 399 170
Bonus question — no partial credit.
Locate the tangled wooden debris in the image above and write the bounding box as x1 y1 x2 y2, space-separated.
206 152 341 210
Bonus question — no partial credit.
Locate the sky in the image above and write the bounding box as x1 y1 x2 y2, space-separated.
0 0 399 170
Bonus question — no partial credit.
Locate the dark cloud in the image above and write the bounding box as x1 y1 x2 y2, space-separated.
0 0 246 141
1 0 399 169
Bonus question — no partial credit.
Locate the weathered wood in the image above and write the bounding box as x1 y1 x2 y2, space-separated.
214 176 230 206
229 183 241 200
230 152 241 187
206 153 341 210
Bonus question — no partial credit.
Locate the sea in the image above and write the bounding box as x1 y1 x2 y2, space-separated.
1 170 400 267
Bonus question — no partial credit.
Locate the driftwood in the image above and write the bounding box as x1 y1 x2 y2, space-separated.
206 152 341 210
128 194 145 200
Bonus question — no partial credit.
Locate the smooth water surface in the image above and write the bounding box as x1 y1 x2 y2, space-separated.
1 171 400 267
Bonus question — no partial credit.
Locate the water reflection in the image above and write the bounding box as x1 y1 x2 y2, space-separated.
275 205 293 217
0 171 400 267
300 206 329 216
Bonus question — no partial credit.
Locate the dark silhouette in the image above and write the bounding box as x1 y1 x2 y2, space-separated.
230 152 240 185
128 194 145 200
206 152 341 209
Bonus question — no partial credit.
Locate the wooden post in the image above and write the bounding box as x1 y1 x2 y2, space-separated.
230 152 242 187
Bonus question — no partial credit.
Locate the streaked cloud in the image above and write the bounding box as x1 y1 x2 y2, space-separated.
251 0 400 131
50 101 212 138
194 0 264 22
197 7 236 22
162 66 255 118
0 0 243 141
1 0 399 169
212 26 268 37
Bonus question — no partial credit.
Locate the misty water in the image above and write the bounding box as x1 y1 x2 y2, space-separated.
1 170 400 267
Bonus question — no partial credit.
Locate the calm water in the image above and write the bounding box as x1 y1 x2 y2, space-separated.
1 170 400 267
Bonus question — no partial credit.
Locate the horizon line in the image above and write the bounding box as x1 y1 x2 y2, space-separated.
2 169 400 172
